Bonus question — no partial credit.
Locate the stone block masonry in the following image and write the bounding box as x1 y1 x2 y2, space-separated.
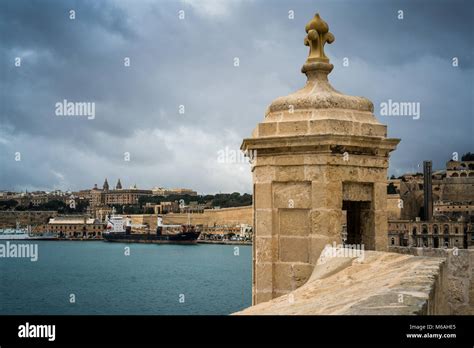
241 12 399 304
0 211 58 229
390 246 474 315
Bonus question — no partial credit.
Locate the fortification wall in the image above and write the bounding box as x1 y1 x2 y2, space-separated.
387 194 402 220
202 206 253 226
128 206 253 230
440 177 474 202
389 246 474 314
0 211 58 228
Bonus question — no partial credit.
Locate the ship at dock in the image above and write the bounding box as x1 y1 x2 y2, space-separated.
0 223 58 240
102 216 201 244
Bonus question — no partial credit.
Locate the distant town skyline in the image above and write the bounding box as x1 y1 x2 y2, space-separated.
1 0 472 194
1 178 200 195
3 155 472 195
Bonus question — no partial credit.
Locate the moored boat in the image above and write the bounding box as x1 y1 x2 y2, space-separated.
102 216 200 244
0 223 58 240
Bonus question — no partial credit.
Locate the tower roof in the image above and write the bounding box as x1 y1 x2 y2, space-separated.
242 11 399 157
254 12 383 140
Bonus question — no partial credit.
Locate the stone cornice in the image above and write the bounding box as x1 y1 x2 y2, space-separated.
242 134 400 155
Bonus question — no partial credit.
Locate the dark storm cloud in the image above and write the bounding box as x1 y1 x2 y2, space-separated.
0 0 472 193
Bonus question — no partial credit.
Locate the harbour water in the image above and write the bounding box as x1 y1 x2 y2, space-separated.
0 241 252 315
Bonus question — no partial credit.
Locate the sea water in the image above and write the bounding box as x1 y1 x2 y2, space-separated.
0 241 251 315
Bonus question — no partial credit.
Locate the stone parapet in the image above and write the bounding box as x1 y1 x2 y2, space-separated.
389 246 474 314
235 251 448 315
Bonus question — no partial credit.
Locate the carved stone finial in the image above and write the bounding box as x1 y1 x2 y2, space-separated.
304 13 335 62
302 13 335 76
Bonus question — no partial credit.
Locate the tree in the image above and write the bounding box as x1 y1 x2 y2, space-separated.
144 207 154 214
461 152 474 161
42 200 67 212
139 192 253 209
112 205 124 214
0 199 19 210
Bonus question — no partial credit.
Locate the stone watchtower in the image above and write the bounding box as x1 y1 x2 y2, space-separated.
241 13 400 304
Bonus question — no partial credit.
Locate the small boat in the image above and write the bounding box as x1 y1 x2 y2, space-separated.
0 223 58 240
102 216 201 244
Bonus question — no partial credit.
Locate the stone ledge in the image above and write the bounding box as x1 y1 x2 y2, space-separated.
389 246 474 315
234 251 448 315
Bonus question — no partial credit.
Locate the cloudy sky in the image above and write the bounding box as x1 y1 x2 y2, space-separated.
0 0 472 194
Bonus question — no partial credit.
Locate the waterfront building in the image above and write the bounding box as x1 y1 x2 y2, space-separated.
388 219 473 248
200 224 252 241
45 216 104 238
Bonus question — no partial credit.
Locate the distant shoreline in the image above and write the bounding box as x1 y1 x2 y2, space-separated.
3 238 252 245
197 240 251 246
